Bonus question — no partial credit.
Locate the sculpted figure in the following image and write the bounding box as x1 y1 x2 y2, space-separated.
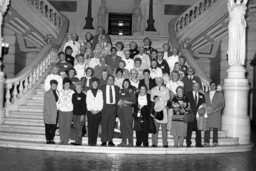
97 0 108 30
133 0 142 33
228 0 248 65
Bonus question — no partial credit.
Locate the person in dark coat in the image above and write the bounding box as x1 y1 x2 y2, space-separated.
138 69 156 94
43 80 59 144
100 75 120 146
156 51 170 76
117 79 136 147
186 82 205 147
182 67 202 93
133 85 152 147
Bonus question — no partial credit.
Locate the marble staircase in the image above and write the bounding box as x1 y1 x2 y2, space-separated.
0 83 253 154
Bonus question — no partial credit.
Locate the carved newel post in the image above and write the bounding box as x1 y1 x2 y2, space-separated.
0 0 10 124
222 0 250 144
97 0 108 31
83 0 94 29
145 0 156 31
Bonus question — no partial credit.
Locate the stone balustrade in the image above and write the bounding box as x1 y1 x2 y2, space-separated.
4 49 58 108
26 0 62 28
175 0 217 33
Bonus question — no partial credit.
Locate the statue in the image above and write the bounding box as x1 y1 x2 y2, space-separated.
97 0 108 31
227 0 248 66
132 0 142 33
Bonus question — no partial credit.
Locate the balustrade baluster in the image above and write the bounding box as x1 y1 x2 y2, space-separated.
18 80 24 98
40 1 44 14
32 69 37 85
45 5 48 18
39 63 43 77
28 73 33 89
23 77 29 94
36 66 40 81
5 84 12 107
12 82 18 102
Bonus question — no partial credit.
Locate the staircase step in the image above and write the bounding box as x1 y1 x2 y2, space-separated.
0 138 252 154
3 118 44 126
31 95 44 100
17 105 43 112
0 132 238 146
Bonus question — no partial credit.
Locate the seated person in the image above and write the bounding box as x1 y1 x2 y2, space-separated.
143 37 156 55
129 68 140 89
134 46 151 70
133 58 144 80
149 59 163 79
63 33 80 57
94 57 112 79
149 49 158 61
156 51 170 76
95 34 112 57
67 68 79 90
99 69 109 86
116 42 125 60
88 49 101 69
74 54 87 80
92 26 112 49
129 41 139 59
81 67 94 93
162 43 172 61
138 69 156 94
105 47 122 71
114 68 124 89
165 48 179 72
179 56 188 76
56 52 72 72
44 65 63 91
123 49 134 72
182 67 202 93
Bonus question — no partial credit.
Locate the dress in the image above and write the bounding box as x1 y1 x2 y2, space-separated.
167 96 190 137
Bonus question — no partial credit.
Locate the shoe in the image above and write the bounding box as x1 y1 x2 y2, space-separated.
46 141 51 144
186 144 191 148
71 142 81 145
163 145 168 148
50 141 55 144
152 144 157 147
108 141 115 147
117 143 126 147
212 142 218 147
204 143 210 147
196 144 204 147
101 142 107 146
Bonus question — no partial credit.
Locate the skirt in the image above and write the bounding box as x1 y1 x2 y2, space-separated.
170 121 187 137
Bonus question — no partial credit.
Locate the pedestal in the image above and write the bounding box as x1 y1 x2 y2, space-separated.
0 72 5 124
222 65 251 144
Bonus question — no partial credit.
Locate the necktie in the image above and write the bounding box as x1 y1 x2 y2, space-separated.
195 93 198 105
110 86 113 103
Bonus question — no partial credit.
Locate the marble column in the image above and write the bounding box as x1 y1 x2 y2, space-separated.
222 0 250 145
0 0 10 124
83 0 94 29
145 0 156 31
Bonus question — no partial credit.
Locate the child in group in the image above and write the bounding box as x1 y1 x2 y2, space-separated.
65 46 75 66
44 65 63 91
56 52 73 72
74 54 87 80
71 82 87 145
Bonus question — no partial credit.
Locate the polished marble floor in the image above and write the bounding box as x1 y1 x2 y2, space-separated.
0 132 255 171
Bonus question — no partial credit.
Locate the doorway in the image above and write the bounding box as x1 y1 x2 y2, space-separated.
108 13 132 36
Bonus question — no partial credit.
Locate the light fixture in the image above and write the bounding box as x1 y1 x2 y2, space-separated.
118 31 123 35
118 21 124 27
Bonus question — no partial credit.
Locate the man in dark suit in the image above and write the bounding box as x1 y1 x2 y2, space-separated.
186 82 205 147
182 67 202 93
100 75 120 146
156 51 170 76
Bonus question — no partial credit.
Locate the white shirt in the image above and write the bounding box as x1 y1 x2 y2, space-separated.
86 89 103 112
166 55 179 72
209 90 216 103
44 74 63 91
150 67 163 79
193 91 199 104
57 89 75 112
138 94 147 108
130 79 139 89
74 63 86 80
117 51 125 61
123 58 134 71
63 40 80 57
114 77 124 89
106 85 116 104
134 53 151 69
163 52 171 61
166 80 184 94
88 58 100 69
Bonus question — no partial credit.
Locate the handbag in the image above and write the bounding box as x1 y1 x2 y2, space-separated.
150 102 163 121
197 117 208 131
184 112 195 123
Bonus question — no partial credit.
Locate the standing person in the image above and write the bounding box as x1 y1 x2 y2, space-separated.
43 80 59 144
151 77 170 148
95 34 112 56
56 52 73 72
44 65 63 91
134 46 151 70
92 26 112 49
100 75 120 146
186 82 205 147
86 78 104 146
67 68 79 90
105 47 122 71
143 37 155 55
129 69 140 89
116 42 125 60
88 50 101 69
166 71 184 98
162 43 172 61
71 83 87 145
81 67 94 93
182 67 202 94
149 59 163 80
94 57 112 79
156 51 170 76
138 69 156 94
123 49 135 72
117 79 136 147
65 46 75 66
165 48 179 72
129 41 139 59
167 86 190 147
63 33 80 57
57 78 75 145
74 54 87 80
134 85 152 147
204 81 225 147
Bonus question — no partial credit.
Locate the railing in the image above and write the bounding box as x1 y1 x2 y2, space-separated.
175 0 218 33
26 0 62 28
3 6 69 111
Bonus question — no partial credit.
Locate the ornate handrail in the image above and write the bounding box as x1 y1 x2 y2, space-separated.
4 13 69 111
26 0 62 28
175 0 218 33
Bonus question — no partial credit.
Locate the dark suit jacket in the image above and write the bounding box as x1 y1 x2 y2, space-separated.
138 78 156 91
43 90 58 124
182 75 202 93
100 84 120 105
133 93 152 119
186 91 205 116
81 77 93 92
157 59 170 75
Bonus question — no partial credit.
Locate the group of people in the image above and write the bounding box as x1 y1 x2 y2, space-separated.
43 27 225 148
